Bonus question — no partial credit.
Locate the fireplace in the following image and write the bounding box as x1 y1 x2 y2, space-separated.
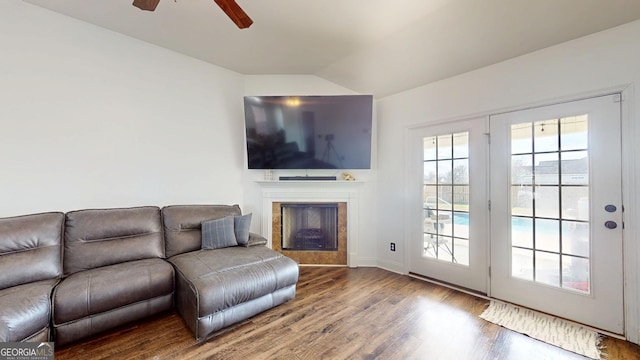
272 202 347 265
281 203 338 251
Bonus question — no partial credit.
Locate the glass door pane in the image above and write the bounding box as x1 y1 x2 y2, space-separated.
423 132 470 266
509 115 590 293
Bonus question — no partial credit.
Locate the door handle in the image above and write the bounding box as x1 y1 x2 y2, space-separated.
605 221 617 229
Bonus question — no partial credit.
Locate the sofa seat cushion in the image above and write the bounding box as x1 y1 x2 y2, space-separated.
53 258 174 325
169 246 299 318
0 279 58 342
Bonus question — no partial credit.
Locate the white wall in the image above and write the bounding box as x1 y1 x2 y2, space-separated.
376 20 640 341
0 1 245 216
243 75 379 266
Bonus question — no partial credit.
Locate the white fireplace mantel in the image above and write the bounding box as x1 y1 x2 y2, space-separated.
258 180 362 267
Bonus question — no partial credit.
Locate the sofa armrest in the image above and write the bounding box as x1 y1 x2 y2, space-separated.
245 233 268 247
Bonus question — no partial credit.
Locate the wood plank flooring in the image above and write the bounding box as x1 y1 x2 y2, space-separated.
55 267 640 359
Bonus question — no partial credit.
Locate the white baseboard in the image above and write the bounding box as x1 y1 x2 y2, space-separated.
375 259 405 275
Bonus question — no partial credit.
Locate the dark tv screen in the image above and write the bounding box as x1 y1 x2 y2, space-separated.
244 95 373 170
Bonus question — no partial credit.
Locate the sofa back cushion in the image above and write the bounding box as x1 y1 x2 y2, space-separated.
162 205 241 258
64 206 164 275
0 212 64 290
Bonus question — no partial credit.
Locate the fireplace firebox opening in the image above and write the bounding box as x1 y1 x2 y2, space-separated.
272 201 347 265
281 203 338 251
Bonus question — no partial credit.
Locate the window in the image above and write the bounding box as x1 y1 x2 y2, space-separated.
510 116 590 293
423 132 470 265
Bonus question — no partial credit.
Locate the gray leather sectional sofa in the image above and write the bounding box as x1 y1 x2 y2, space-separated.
0 204 299 346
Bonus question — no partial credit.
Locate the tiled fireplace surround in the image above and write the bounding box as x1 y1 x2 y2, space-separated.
259 181 360 267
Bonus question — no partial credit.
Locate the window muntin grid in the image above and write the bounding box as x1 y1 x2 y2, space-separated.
510 115 590 293
423 132 470 265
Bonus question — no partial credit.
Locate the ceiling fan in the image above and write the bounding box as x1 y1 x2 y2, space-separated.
132 0 253 29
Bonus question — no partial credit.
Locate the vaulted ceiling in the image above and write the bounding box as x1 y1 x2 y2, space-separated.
23 0 640 97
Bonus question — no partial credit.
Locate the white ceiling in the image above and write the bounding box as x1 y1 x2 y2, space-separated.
23 0 640 97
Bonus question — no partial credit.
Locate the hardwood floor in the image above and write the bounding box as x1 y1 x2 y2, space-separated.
55 267 640 359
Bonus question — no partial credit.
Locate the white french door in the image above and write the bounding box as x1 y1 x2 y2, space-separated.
489 94 624 334
408 94 624 334
408 118 488 293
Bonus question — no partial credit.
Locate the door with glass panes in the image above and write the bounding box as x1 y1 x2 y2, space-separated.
408 94 624 334
489 94 623 334
408 118 487 293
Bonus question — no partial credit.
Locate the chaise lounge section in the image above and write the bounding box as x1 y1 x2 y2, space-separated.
162 205 299 341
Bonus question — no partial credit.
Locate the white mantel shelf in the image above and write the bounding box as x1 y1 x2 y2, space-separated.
258 180 361 267
255 180 364 185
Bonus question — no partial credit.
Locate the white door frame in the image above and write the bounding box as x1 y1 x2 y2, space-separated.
402 85 638 343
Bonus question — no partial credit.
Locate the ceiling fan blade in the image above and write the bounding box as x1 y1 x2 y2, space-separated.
214 0 253 29
132 0 160 11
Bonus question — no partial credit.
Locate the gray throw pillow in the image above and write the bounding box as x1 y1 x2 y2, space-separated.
234 213 252 246
201 216 237 249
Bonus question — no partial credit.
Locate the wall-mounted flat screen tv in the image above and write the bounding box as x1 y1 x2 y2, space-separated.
243 95 373 170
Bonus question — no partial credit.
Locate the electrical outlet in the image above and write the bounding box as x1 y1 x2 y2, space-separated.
390 242 396 251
